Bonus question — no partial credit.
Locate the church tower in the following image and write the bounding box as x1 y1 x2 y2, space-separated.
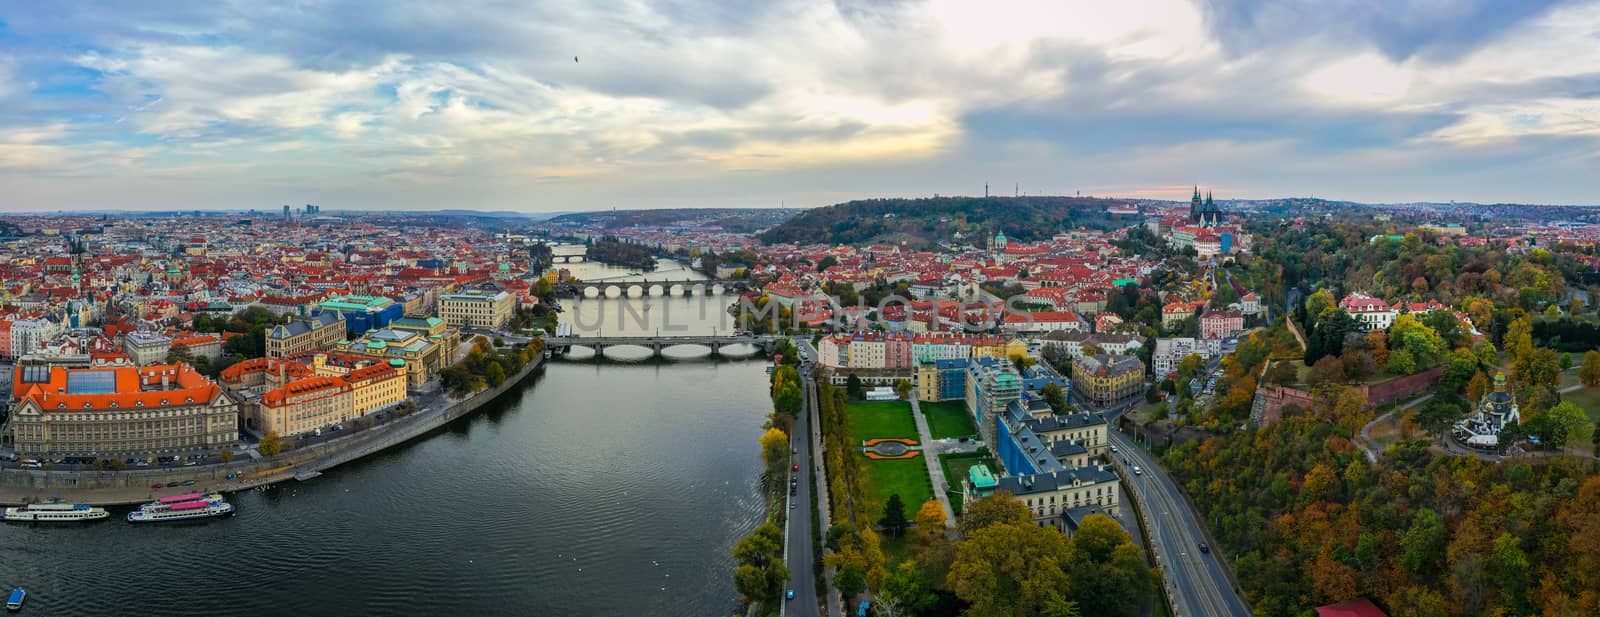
1190 186 1202 222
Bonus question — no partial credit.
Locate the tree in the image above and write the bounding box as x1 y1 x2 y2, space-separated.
483 362 506 388
1543 401 1594 449
1041 382 1068 413
1267 360 1299 386
219 450 234 463
948 521 1078 617
258 431 283 456
759 428 789 477
165 342 193 365
1581 350 1600 387
1513 346 1560 389
773 380 803 419
1401 508 1447 577
846 374 865 400
1386 347 1417 376
1068 515 1156 617
880 561 938 615
958 491 1031 536
893 379 912 401
1506 315 1534 363
733 521 789 605
1467 370 1491 403
816 256 839 272
881 494 910 538
914 500 955 587
1309 355 1346 388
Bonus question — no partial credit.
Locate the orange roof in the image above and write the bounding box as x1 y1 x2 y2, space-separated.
13 363 223 412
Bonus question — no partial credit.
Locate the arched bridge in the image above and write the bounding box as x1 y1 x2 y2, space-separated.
542 333 777 359
551 279 754 298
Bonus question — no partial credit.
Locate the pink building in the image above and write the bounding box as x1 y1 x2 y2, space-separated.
884 332 913 370
1200 310 1244 339
0 320 11 361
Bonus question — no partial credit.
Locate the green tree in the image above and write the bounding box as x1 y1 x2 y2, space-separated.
881 493 910 538
1069 515 1157 617
1385 347 1417 376
893 378 913 401
846 374 865 400
816 256 839 272
1041 382 1068 414
165 342 193 365
880 561 938 614
258 431 283 456
1401 508 1447 578
1544 401 1594 449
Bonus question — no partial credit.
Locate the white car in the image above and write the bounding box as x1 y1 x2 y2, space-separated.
1132 466 1143 476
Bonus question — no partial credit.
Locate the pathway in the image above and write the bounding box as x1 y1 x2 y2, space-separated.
1356 394 1433 463
906 391 957 530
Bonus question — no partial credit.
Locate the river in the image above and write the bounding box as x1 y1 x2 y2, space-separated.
0 257 771 616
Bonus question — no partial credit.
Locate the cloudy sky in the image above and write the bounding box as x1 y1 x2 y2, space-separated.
1 0 1597 212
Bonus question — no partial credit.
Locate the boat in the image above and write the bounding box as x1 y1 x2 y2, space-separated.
2 502 110 523
6 588 22 611
127 494 234 523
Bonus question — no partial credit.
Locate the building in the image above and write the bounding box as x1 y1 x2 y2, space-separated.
254 376 352 437
1071 353 1145 406
389 316 461 365
225 355 408 437
7 363 239 457
1041 330 1146 360
1200 309 1245 340
317 295 403 336
1339 293 1396 331
1239 292 1262 317
1000 310 1086 334
1189 187 1223 227
995 467 1121 533
1152 337 1207 377
170 334 223 363
1161 301 1199 329
266 312 346 358
916 358 969 402
1315 599 1390 617
438 289 514 330
965 358 1023 446
333 328 446 389
1453 372 1521 448
123 331 172 366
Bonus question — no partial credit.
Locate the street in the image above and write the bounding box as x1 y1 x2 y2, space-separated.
1110 428 1250 617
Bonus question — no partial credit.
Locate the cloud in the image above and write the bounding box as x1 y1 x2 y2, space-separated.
0 0 1597 209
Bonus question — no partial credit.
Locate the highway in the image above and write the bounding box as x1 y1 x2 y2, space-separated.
1110 428 1250 617
784 337 838 617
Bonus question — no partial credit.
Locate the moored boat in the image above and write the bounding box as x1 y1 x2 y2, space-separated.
128 494 234 523
2 503 110 523
6 588 23 611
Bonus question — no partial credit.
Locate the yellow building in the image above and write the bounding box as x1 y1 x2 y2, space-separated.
334 328 446 390
970 336 1027 360
257 376 353 437
223 354 409 436
1071 353 1145 406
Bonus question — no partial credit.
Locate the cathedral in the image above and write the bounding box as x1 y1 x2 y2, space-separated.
1189 187 1222 227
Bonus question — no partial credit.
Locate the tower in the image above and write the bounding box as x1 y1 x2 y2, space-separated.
1190 186 1202 222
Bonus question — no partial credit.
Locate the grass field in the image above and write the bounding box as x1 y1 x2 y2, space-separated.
920 400 978 439
1560 385 1600 422
846 401 919 441
938 452 997 516
860 456 934 519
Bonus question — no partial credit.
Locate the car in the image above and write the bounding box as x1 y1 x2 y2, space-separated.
786 589 795 601
1110 445 1118 453
151 483 164 489
793 464 800 472
1199 542 1210 554
789 501 795 509
1132 466 1143 476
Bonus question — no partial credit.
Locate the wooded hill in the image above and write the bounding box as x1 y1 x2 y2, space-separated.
757 196 1138 246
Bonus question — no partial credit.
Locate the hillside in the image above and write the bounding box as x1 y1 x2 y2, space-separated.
756 196 1138 246
547 207 800 233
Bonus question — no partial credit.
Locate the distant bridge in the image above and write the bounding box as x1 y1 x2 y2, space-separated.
551 279 754 298
542 333 777 359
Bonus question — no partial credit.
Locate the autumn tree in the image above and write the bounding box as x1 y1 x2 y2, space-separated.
914 500 955 587
257 431 283 456
948 521 1079 617
1581 350 1600 387
759 428 789 479
958 491 1030 536
1309 355 1346 388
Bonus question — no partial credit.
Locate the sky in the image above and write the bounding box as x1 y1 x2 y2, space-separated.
1 0 1598 212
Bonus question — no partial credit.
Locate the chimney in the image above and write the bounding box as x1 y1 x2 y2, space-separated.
161 372 169 389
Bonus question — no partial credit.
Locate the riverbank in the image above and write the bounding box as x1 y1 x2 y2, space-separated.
0 355 545 506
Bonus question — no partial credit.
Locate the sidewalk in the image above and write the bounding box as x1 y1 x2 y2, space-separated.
906 391 956 529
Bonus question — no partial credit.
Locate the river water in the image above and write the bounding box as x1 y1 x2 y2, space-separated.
0 258 771 616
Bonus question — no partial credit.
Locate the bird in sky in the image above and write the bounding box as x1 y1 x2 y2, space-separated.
574 56 579 63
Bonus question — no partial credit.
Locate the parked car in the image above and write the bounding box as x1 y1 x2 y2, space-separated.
793 464 799 472
152 483 164 489
786 589 795 601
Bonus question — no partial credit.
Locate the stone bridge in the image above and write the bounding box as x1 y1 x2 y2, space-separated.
542 333 776 359
551 279 753 298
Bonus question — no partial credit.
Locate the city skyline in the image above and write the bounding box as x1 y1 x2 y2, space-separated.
2 0 1599 212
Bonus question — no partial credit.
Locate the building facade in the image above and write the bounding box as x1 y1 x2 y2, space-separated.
438 289 514 330
1071 353 1145 405
8 363 239 457
266 312 346 358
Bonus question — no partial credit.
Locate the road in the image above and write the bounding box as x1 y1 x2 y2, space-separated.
1110 428 1250 617
787 337 838 617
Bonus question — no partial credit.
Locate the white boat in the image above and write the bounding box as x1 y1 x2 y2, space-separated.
2 502 110 523
127 494 234 523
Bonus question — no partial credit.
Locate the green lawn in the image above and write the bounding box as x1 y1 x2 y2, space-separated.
846 401 919 441
921 400 978 439
938 452 998 517
1560 385 1600 423
860 456 934 520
